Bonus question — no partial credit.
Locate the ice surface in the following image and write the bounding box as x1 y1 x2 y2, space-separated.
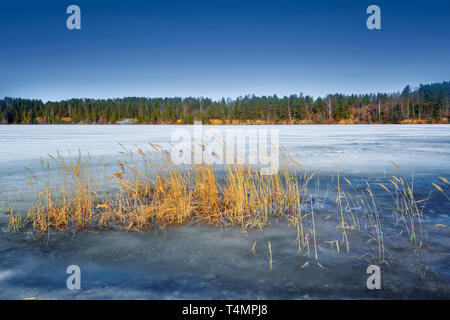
0 124 449 299
0 221 448 299
1 124 449 171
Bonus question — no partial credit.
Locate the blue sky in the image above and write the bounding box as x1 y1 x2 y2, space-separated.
1 0 449 101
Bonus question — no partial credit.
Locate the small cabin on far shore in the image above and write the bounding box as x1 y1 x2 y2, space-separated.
116 118 136 125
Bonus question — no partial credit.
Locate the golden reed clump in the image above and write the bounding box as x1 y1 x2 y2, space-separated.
9 145 308 234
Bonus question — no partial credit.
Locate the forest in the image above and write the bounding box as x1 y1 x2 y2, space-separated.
1 81 449 125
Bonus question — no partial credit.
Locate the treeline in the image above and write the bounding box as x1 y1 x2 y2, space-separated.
1 81 449 124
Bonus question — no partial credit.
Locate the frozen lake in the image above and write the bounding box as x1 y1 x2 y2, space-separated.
0 124 449 299
1 124 449 213
1 124 449 174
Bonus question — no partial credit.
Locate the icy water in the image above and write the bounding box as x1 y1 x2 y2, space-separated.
0 124 449 299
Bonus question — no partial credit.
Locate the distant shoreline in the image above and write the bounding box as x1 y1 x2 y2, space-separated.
0 121 449 125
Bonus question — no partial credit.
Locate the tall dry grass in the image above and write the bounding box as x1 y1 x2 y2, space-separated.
11 145 310 235
7 146 443 265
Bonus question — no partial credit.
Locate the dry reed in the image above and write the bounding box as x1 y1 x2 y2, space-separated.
7 145 444 265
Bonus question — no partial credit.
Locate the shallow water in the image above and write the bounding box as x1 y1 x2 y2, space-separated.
0 124 449 299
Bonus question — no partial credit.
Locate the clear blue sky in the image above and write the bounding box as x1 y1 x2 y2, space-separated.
1 0 449 101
